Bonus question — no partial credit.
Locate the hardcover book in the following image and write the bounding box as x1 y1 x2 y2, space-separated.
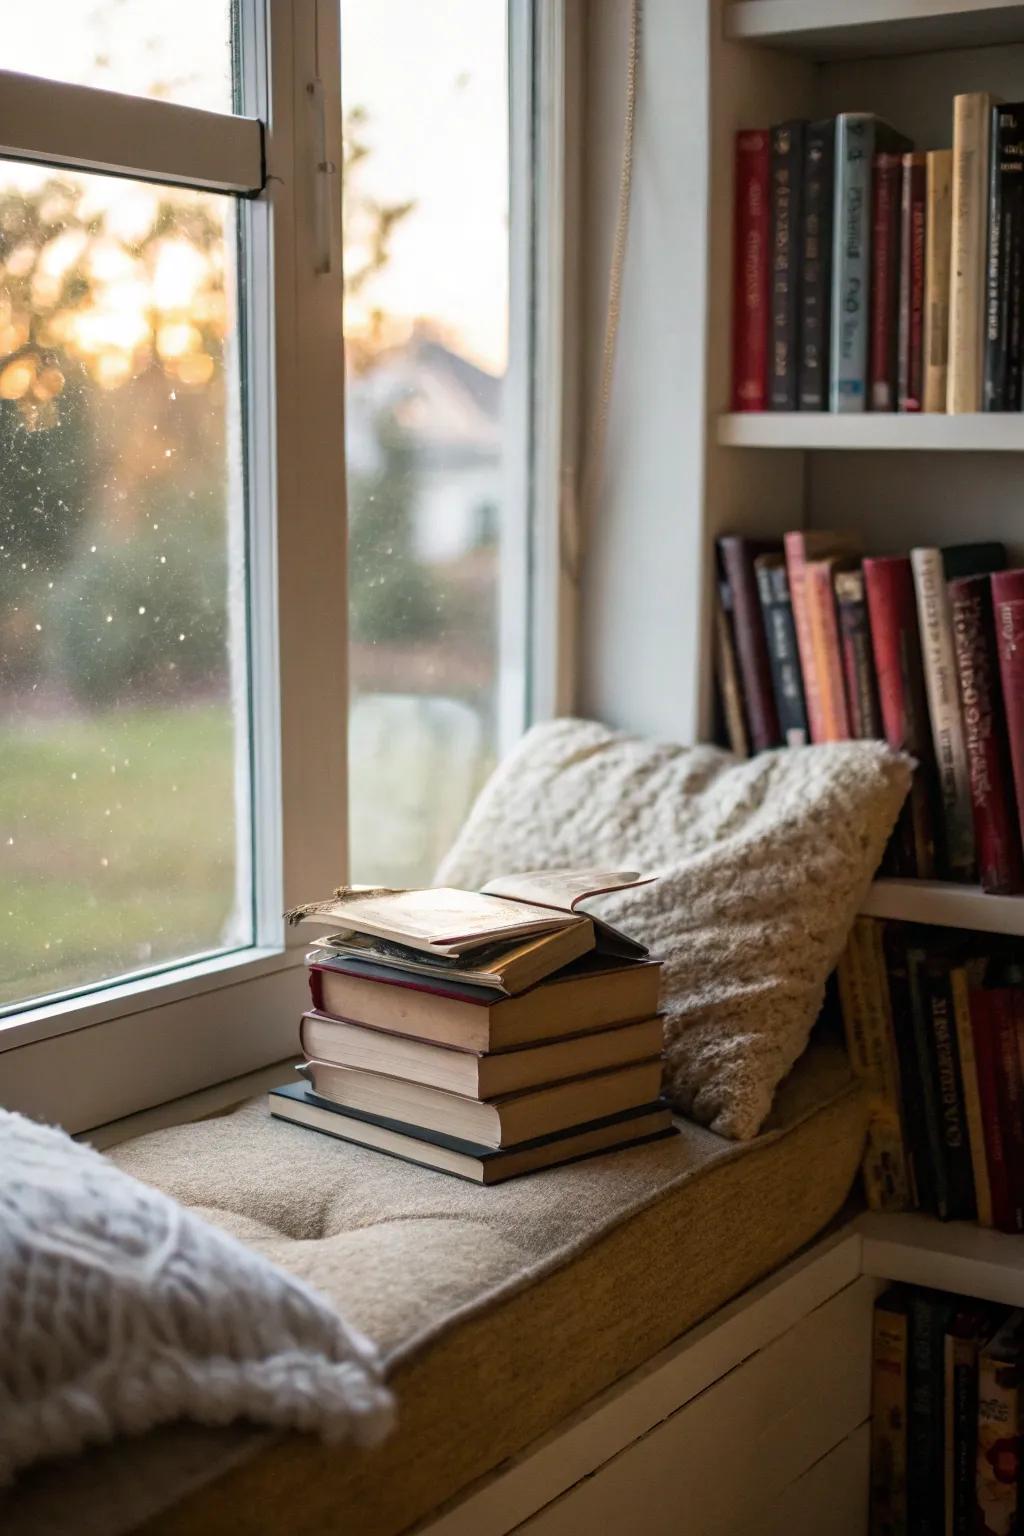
834 567 883 739
769 120 806 410
714 577 751 758
732 130 771 411
897 152 927 412
907 1289 957 1536
948 92 995 412
984 103 1024 410
799 117 834 410
805 555 853 740
870 1288 910 1536
924 149 953 413
977 1311 1024 1536
869 150 903 411
717 536 782 752
784 528 860 745
754 553 809 746
991 570 1024 853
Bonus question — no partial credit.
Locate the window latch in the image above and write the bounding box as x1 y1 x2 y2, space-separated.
307 79 337 276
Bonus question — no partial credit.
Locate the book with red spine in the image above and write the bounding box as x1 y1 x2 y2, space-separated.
784 529 860 744
898 152 927 412
989 977 1024 1232
717 537 781 752
805 556 852 739
869 151 903 410
732 130 771 411
863 555 938 877
992 569 1024 852
970 984 1018 1232
950 574 1024 894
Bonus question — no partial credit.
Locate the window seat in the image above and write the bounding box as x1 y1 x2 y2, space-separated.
3 1035 867 1536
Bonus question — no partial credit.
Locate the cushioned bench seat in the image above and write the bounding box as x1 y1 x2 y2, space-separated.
3 1034 866 1536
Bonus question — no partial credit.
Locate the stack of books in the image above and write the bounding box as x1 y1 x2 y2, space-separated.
732 96 1024 414
269 870 673 1183
837 915 1024 1232
870 1285 1023 1534
715 532 1024 891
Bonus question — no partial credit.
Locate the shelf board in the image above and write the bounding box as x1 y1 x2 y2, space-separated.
859 1212 1024 1308
860 879 1024 934
724 0 1024 60
718 412 1024 452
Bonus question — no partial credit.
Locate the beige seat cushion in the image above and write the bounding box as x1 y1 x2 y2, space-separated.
2 1033 866 1536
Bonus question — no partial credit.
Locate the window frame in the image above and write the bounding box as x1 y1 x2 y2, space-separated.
0 0 577 1134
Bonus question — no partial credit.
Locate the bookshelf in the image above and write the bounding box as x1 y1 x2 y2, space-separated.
862 879 1024 935
718 412 1024 451
858 1211 1024 1309
724 0 1024 59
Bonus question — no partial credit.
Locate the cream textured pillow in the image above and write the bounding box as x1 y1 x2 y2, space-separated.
0 1109 393 1488
438 718 910 1140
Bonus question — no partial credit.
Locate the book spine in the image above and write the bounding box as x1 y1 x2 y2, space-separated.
755 561 809 746
977 1339 1022 1536
984 104 1007 410
950 966 993 1228
992 574 1024 854
949 575 1024 894
831 114 875 412
948 1328 983 1536
835 568 883 738
924 962 977 1221
799 118 834 409
732 130 771 412
1006 187 1023 409
784 532 826 745
770 121 804 410
885 928 931 1210
908 1292 948 1536
870 151 902 411
718 540 780 752
911 548 976 880
898 154 927 412
714 582 751 758
871 1294 910 1536
864 556 938 878
970 985 1019 1232
991 985 1024 1231
948 93 993 413
908 948 953 1220
924 150 953 413
805 560 851 739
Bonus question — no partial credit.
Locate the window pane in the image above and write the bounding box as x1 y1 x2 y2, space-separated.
342 0 518 887
4 2 235 114
0 161 250 1011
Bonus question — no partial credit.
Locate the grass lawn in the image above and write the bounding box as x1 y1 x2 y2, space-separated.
0 700 245 1010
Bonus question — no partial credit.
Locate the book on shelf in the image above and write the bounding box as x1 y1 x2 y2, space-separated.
732 129 771 412
837 920 1024 1234
798 117 834 411
871 1287 1011 1536
268 1085 675 1185
783 528 859 745
991 570 1024 855
833 566 883 739
869 148 903 412
714 576 751 758
898 152 927 412
805 554 854 740
754 553 809 747
299 1009 665 1099
770 120 805 411
717 536 782 752
924 149 953 413
948 92 995 414
984 103 1024 411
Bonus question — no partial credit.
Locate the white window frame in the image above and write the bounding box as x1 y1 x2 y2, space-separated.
0 0 578 1134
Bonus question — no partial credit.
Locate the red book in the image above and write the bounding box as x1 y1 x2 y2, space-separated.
991 983 1024 1231
992 570 1024 853
863 555 937 877
970 986 1017 1231
717 537 781 752
897 153 926 412
949 575 1024 893
732 130 771 411
869 151 902 411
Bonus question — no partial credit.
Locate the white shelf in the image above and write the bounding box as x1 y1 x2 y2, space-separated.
725 0 1024 60
860 879 1024 934
718 412 1024 452
858 1212 1024 1308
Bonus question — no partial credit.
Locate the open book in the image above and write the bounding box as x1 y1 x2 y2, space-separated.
287 869 653 988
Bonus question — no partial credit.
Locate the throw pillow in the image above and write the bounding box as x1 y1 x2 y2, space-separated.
0 1109 393 1487
438 718 910 1140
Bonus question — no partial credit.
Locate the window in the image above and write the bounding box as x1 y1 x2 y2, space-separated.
342 0 529 887
0 1 572 1131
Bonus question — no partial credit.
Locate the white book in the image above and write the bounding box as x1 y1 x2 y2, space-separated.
947 93 994 413
910 547 975 878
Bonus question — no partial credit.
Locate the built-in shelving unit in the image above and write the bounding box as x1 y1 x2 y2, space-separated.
858 1211 1024 1308
724 0 1024 60
718 412 1024 452
861 880 1024 935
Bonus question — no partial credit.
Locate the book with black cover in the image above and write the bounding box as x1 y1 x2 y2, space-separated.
268 1081 676 1184
799 117 834 410
907 1288 958 1536
770 119 806 410
985 103 1024 410
754 553 808 746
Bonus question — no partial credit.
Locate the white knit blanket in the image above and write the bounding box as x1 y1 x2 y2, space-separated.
0 1109 393 1487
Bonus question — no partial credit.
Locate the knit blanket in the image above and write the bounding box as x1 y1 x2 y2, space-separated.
0 1108 393 1488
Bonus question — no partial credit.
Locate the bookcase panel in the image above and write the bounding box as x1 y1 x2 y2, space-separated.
726 0 1024 61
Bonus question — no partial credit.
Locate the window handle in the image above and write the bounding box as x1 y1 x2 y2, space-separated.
307 78 337 276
